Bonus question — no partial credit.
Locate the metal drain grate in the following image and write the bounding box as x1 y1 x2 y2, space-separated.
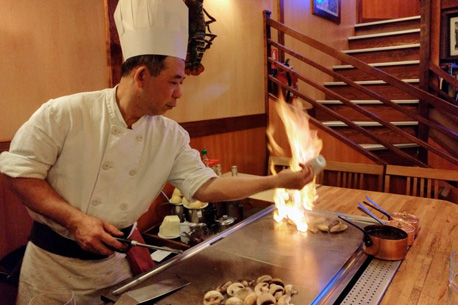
340 258 401 305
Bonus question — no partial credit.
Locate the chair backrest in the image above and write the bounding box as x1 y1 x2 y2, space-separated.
268 156 291 175
268 157 384 191
318 161 385 191
384 165 458 203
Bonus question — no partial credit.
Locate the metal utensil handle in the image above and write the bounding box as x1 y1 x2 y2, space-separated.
358 202 385 225
337 213 373 247
364 196 392 220
131 240 183 254
338 213 364 232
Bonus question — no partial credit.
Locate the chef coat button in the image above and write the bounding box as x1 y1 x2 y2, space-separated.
136 135 143 142
120 203 128 211
102 162 114 170
129 169 137 176
111 126 121 135
91 198 102 206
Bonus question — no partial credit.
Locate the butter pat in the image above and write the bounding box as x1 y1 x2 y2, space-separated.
159 215 180 238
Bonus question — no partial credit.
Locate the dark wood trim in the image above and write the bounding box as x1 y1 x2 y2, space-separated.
356 0 363 23
441 0 458 10
277 0 285 63
105 0 122 87
418 0 432 163
0 116 266 151
180 114 267 138
0 141 10 153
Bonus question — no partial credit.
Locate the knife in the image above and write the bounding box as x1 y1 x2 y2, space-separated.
113 237 183 254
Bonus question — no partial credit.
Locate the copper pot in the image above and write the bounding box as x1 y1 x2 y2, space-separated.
358 202 415 246
338 214 408 261
364 197 420 235
390 212 420 235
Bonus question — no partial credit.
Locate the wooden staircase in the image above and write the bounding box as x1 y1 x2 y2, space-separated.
315 16 424 165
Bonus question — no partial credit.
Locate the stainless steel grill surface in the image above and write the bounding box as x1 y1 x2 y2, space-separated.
105 206 378 304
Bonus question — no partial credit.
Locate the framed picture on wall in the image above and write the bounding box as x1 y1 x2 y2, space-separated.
312 0 341 24
441 9 458 62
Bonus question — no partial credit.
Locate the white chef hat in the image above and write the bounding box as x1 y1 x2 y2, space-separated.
114 0 189 61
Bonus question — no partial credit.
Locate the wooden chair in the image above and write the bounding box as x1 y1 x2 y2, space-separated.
268 156 291 175
317 161 385 192
384 165 458 203
268 157 384 192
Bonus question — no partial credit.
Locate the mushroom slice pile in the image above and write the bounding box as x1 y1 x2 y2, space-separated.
202 275 298 305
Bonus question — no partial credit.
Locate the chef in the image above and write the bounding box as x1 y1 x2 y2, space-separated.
0 0 314 304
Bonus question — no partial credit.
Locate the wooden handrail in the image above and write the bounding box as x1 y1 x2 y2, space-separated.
268 41 458 144
428 63 458 106
270 60 458 165
264 11 458 166
266 17 458 121
269 76 428 166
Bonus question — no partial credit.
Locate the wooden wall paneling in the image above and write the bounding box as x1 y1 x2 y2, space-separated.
442 0 458 10
105 0 122 87
360 0 421 21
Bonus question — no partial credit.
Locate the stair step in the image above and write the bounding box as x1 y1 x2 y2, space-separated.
323 121 418 127
314 100 419 121
317 99 419 105
333 60 420 70
360 143 419 151
333 60 420 80
348 29 420 49
322 121 418 144
355 16 421 36
324 79 419 99
324 79 419 86
343 44 420 63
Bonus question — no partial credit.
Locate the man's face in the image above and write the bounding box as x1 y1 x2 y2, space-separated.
140 57 186 116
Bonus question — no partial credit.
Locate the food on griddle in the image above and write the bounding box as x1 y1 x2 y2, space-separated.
203 275 298 305
203 290 224 305
317 219 348 233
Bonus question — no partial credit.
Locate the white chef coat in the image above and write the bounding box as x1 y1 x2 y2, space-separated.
0 86 217 239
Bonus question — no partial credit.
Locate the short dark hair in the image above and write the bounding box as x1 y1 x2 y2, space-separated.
121 55 167 77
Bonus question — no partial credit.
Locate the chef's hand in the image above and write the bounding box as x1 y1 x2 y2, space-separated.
275 163 314 190
68 214 128 255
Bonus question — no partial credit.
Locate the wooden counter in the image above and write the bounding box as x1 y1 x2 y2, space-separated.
313 186 457 305
220 173 458 304
106 183 456 305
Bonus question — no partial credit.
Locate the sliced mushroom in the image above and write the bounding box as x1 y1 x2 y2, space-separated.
284 284 298 296
256 292 276 305
203 290 224 305
329 223 348 233
234 287 253 301
256 275 272 284
216 281 232 294
269 278 285 287
254 282 270 295
317 223 330 232
278 294 292 305
243 292 258 305
269 283 284 299
227 282 245 296
226 297 244 305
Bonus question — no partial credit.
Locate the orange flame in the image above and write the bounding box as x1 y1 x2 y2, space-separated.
267 97 322 232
